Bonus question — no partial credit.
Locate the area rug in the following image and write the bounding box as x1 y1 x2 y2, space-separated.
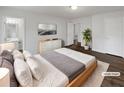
82 60 110 87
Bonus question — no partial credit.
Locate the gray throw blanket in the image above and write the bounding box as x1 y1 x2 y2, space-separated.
41 51 86 81
0 50 19 87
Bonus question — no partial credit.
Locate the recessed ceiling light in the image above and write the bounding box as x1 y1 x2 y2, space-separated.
70 6 78 10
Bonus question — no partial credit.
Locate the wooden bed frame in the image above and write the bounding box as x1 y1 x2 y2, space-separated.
67 61 97 87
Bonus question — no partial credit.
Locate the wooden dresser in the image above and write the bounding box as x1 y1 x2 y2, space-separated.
38 39 62 53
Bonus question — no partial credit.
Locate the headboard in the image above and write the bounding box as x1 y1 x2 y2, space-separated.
0 43 16 53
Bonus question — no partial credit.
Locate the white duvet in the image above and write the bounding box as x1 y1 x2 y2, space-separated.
33 48 96 87
33 55 69 87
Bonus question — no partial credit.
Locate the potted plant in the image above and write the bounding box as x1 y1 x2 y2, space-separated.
82 28 92 50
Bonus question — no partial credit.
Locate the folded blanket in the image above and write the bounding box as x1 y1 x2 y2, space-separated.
41 51 85 81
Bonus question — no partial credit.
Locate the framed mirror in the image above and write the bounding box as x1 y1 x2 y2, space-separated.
1 17 25 51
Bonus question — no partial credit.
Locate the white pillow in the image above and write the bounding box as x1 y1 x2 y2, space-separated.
14 58 33 87
26 57 42 80
23 50 32 60
12 50 24 59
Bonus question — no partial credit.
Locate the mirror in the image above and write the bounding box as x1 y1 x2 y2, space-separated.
2 17 25 51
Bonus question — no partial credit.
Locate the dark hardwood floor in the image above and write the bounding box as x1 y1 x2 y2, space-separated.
65 44 124 87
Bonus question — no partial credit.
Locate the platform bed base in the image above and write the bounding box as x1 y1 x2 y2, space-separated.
67 61 97 87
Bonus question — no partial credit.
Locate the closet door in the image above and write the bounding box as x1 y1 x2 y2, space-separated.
123 17 124 58
92 15 105 53
67 23 74 45
104 17 123 56
0 17 2 43
0 17 5 43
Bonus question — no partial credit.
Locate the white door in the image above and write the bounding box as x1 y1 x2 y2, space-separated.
123 17 124 58
0 17 2 43
104 17 123 56
0 17 6 43
92 15 105 53
67 23 74 45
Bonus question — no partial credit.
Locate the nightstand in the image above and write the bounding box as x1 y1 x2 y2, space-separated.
0 68 10 87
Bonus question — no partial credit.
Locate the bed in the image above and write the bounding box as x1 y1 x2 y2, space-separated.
33 48 97 87
0 42 97 87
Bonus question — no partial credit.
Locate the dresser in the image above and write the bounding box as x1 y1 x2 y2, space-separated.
39 39 62 53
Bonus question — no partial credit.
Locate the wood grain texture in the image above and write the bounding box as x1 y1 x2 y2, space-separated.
67 61 97 87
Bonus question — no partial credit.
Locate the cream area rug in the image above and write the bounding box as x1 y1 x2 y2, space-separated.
82 60 110 87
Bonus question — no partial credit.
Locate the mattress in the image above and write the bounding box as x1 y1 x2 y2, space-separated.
33 48 96 87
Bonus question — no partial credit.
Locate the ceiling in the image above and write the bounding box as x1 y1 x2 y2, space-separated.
3 6 124 19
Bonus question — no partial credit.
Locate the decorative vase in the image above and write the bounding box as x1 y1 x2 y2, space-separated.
84 46 89 50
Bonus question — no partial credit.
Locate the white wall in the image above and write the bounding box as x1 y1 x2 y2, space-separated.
71 11 124 57
92 11 124 56
1 7 124 57
0 8 67 54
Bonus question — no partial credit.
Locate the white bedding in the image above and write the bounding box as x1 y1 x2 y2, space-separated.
55 48 96 68
32 48 96 87
33 55 69 87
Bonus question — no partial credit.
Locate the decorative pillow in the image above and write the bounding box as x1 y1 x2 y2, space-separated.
23 50 32 60
26 57 42 80
14 58 33 87
12 50 24 60
0 56 19 87
0 50 14 65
